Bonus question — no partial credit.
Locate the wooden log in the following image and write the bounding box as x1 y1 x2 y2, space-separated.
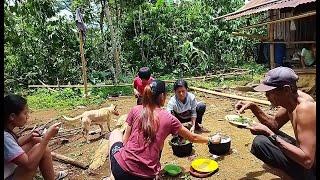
51 152 88 169
89 139 109 170
189 86 271 106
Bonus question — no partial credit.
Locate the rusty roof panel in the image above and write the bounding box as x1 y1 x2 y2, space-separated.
215 0 316 20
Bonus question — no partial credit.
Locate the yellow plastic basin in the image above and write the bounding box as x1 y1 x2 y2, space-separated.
191 158 218 173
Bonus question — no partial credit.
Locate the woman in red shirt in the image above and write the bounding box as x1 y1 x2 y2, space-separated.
108 80 220 179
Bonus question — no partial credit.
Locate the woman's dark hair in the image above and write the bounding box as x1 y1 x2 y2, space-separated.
173 79 188 91
138 67 151 80
4 94 27 127
140 80 166 143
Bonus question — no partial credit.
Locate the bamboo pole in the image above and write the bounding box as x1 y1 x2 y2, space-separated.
262 41 316 44
38 79 57 92
239 11 316 30
28 84 132 88
269 10 275 68
231 32 267 40
79 30 88 98
28 70 251 88
189 86 271 106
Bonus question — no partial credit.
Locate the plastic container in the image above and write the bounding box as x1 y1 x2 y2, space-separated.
274 40 286 66
164 164 182 176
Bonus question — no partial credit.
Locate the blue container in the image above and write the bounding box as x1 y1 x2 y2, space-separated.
274 41 286 66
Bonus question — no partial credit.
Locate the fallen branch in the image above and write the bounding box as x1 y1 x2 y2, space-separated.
51 152 88 169
190 86 271 106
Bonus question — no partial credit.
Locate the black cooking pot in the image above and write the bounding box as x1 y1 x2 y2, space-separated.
208 135 231 155
170 136 193 157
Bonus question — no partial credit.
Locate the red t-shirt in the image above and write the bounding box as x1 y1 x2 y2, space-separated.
133 76 154 95
114 105 182 178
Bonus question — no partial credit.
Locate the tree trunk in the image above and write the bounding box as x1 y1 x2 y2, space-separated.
99 0 105 37
105 0 120 84
138 6 147 63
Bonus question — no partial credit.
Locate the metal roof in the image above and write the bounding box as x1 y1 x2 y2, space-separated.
214 0 316 20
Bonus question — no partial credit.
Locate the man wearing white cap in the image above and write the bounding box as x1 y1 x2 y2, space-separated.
234 67 316 179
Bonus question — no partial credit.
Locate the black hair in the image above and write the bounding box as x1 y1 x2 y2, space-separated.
173 79 188 91
138 67 151 80
4 94 27 128
141 80 166 143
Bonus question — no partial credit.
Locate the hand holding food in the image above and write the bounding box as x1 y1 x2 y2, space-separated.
43 122 61 141
234 101 252 114
209 133 221 144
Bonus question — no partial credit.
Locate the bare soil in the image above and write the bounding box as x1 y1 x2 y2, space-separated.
25 91 294 180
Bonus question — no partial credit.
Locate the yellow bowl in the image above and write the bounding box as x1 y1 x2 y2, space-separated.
191 158 218 173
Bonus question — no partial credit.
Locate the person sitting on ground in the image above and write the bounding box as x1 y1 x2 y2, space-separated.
133 67 154 105
300 43 316 68
108 80 221 179
167 79 207 133
234 67 316 180
4 94 66 180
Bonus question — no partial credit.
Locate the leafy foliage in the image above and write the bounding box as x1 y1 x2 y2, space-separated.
5 0 265 93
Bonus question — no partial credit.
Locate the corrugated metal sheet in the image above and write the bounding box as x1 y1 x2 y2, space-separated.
214 0 316 20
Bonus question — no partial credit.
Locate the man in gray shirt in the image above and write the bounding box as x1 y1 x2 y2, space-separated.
167 79 206 133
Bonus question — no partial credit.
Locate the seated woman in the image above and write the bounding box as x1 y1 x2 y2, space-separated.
167 79 206 133
108 80 220 179
300 43 316 68
4 94 65 180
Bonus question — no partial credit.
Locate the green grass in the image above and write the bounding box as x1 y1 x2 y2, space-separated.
27 86 133 110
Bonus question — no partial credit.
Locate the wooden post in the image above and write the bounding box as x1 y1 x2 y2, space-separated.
79 30 88 98
269 10 275 68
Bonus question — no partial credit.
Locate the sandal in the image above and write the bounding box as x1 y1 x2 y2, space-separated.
55 170 68 180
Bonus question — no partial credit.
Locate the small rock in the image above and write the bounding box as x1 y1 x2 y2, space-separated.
60 138 69 144
232 149 238 154
77 105 87 109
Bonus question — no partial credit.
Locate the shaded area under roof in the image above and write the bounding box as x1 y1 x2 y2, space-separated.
214 0 316 20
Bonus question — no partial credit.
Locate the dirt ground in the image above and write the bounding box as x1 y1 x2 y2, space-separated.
23 90 295 180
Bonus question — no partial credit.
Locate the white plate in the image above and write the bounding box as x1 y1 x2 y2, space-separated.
225 115 253 128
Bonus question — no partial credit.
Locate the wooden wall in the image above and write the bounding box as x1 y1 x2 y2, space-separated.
270 2 316 64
